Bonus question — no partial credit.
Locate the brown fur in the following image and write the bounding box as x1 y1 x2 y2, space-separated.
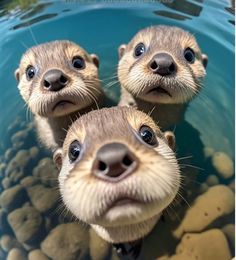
118 26 208 129
15 40 104 151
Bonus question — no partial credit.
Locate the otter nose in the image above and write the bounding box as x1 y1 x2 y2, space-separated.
93 143 138 181
43 69 68 91
149 53 176 76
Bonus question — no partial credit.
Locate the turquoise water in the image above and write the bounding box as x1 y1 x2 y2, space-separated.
0 1 234 259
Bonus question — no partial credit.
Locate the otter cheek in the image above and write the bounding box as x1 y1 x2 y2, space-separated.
19 81 31 102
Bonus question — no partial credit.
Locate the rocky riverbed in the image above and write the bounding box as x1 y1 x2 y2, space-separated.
0 117 234 260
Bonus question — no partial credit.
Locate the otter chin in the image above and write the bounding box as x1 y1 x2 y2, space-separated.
118 25 208 128
15 40 104 150
55 107 180 243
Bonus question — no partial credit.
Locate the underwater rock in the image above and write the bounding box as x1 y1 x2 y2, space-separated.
0 235 22 252
20 176 39 188
9 169 25 184
22 202 32 208
28 249 50 260
2 177 13 189
171 229 231 260
222 224 235 251
199 183 209 194
27 184 59 213
206 174 219 186
7 248 27 260
212 152 234 179
0 185 28 212
29 147 39 159
203 146 215 158
173 185 235 238
32 158 58 187
89 228 111 260
8 206 45 245
6 150 30 176
0 163 6 177
11 129 30 149
4 148 16 162
41 223 89 260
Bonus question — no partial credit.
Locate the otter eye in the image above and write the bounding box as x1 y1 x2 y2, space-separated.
134 43 146 58
139 125 158 146
68 140 81 163
26 65 35 80
72 56 85 69
184 48 195 63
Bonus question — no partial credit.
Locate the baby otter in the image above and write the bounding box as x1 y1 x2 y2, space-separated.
118 26 208 128
15 40 104 151
55 107 180 244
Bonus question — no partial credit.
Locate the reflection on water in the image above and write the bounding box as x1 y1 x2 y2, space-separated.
161 0 203 17
12 13 58 29
154 0 203 21
154 10 191 21
20 2 52 20
0 0 234 259
0 0 37 18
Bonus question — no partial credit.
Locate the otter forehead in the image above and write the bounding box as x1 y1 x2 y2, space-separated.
19 40 91 72
63 107 161 150
126 26 201 56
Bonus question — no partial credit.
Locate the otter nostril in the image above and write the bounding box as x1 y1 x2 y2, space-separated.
44 80 50 88
60 75 68 85
150 61 158 71
122 155 133 167
98 161 108 172
169 63 176 73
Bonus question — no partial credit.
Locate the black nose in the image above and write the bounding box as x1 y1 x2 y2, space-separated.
149 53 176 76
93 143 138 181
43 69 69 91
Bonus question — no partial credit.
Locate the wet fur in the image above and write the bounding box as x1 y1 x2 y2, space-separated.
57 107 180 243
15 40 104 151
118 26 208 129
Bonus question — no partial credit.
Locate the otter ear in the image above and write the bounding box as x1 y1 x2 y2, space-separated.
164 131 176 151
53 148 63 171
90 54 99 68
202 54 208 68
118 44 127 59
15 68 20 81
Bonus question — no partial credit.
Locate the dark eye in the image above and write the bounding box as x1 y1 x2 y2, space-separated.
139 125 158 146
68 140 81 163
134 43 146 58
72 56 85 69
184 48 195 63
26 65 35 80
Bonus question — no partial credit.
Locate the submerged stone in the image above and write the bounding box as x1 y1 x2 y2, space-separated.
8 206 45 245
41 223 89 260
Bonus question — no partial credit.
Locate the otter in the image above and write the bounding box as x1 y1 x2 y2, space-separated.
54 106 180 246
118 25 208 129
15 40 104 151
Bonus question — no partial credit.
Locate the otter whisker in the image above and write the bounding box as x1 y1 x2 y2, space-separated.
179 163 204 171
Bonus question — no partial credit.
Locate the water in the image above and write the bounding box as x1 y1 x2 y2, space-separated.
0 0 234 259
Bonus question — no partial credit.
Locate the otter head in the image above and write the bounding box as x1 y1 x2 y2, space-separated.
55 107 180 243
15 40 102 117
118 26 208 104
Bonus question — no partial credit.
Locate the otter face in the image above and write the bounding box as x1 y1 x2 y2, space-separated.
56 107 180 243
118 26 208 104
15 40 102 117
